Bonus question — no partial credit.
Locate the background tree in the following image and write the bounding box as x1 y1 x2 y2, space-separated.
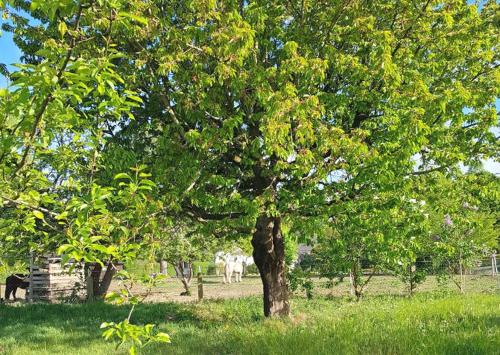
312 191 405 300
154 221 217 295
105 0 499 316
423 172 499 292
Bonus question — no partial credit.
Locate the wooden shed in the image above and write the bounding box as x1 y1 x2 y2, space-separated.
27 255 86 302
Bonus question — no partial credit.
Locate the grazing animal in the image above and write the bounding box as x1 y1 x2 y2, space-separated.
215 251 255 284
244 256 254 266
214 251 225 276
5 274 29 300
232 255 245 282
223 254 245 283
223 254 235 284
241 256 254 275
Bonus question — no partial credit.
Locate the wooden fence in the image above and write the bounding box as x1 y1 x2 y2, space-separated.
27 255 86 302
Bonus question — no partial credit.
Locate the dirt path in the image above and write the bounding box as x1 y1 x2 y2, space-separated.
2 274 497 303
110 275 264 303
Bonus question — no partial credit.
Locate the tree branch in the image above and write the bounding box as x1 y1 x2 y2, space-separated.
182 202 245 221
14 2 87 175
1 195 58 217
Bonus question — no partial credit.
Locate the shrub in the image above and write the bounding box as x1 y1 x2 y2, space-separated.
245 264 259 275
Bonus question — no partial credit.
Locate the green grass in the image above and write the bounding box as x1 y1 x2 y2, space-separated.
1 291 499 355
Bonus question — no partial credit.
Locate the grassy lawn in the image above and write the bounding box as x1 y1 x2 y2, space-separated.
1 288 499 355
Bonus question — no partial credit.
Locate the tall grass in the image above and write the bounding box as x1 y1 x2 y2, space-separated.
1 292 499 354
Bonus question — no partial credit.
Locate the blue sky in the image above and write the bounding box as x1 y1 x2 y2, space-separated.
0 29 21 87
0 15 498 175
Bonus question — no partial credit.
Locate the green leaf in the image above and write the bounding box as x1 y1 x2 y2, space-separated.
114 173 132 180
118 12 148 25
156 332 171 343
100 322 113 329
57 244 73 254
58 21 67 37
33 210 44 220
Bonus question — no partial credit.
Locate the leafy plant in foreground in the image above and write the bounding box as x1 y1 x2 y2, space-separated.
101 272 170 354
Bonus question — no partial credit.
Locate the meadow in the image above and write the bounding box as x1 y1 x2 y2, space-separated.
0 275 499 355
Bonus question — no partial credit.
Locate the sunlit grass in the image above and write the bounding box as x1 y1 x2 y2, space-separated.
1 291 499 354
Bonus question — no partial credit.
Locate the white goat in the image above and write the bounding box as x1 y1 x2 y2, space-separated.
214 251 225 276
220 253 245 283
215 252 254 284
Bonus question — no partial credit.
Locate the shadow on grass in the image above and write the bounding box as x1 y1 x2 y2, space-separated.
0 297 265 349
0 301 202 348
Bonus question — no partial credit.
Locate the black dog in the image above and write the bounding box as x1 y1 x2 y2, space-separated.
5 274 29 300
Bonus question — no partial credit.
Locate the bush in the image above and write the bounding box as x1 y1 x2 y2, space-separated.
193 262 215 275
284 238 298 266
206 264 217 275
288 255 316 299
245 264 258 275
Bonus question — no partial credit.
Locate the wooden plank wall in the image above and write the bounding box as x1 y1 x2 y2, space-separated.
28 255 86 302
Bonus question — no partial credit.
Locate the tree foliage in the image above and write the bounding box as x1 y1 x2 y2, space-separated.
0 0 498 318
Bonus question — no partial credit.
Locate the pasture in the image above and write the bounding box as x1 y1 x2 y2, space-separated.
1 275 499 354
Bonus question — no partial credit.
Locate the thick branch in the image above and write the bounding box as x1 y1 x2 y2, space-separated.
1 195 58 217
182 202 245 221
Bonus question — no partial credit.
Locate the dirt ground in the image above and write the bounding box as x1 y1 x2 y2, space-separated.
0 274 265 303
2 273 498 304
111 274 265 303
116 273 498 303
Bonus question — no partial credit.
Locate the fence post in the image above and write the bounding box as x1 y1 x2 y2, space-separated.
492 252 497 277
160 260 168 276
27 253 34 303
197 272 203 301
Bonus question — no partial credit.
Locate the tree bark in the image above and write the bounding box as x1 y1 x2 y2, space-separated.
91 263 102 297
252 215 290 317
349 271 355 296
174 261 192 295
84 263 94 301
89 262 117 298
159 260 168 275
408 264 416 297
98 262 117 296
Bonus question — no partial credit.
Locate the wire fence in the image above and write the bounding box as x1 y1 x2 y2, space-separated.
409 257 499 276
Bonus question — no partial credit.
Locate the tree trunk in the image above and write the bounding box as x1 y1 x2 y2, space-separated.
174 262 184 279
349 271 355 296
159 260 168 275
174 261 192 295
408 263 416 297
351 261 363 301
91 263 102 297
252 215 290 317
458 252 465 294
87 262 117 298
85 263 94 301
197 273 203 301
98 262 117 296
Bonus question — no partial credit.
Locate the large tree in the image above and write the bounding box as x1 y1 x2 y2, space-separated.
115 0 498 316
2 0 499 317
